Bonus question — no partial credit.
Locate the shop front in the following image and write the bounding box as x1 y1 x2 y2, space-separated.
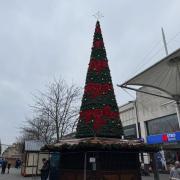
147 131 180 171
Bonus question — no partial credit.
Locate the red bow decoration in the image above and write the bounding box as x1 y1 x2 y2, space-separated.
80 106 119 130
85 83 112 98
103 105 119 119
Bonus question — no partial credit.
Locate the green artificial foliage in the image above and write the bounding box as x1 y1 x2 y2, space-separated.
86 70 112 84
91 49 107 59
81 93 118 111
76 120 95 137
43 141 160 153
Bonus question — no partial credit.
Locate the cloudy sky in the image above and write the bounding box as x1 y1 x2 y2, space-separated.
0 0 180 146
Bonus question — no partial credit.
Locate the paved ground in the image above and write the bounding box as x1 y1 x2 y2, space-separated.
0 168 40 180
142 173 169 180
0 168 170 180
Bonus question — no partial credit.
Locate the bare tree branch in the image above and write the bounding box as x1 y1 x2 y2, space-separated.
21 78 81 143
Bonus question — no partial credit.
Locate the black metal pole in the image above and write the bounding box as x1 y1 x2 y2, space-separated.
84 152 87 180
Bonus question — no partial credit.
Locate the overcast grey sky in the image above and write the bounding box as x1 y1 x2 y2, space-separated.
0 0 180 146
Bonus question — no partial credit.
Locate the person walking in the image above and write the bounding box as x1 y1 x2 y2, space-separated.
40 158 50 180
1 158 7 174
15 158 21 168
7 163 11 174
1 158 4 174
169 161 180 180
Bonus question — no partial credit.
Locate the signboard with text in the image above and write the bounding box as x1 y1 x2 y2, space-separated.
147 131 180 144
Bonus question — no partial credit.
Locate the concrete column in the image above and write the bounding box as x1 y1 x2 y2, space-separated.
139 121 146 142
140 121 150 164
134 101 140 139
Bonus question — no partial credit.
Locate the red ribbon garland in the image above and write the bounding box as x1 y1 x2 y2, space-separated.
89 60 108 72
80 105 119 130
85 83 112 98
93 40 104 49
95 25 101 34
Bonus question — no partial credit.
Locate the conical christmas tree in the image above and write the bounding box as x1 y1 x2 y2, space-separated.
76 21 123 138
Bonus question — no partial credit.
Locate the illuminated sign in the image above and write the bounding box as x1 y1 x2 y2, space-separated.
147 132 180 144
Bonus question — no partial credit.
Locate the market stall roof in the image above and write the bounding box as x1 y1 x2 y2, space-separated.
25 140 45 152
119 48 180 101
42 137 159 153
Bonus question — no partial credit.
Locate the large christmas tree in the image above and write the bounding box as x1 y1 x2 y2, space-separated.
76 21 123 138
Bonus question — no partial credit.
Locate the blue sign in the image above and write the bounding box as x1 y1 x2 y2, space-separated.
147 131 180 144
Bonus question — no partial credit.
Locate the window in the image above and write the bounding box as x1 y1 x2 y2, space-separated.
146 114 179 135
123 124 137 139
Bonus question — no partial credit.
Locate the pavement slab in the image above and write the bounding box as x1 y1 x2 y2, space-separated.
0 168 170 180
0 168 40 180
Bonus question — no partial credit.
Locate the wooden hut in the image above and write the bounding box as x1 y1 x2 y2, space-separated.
21 140 49 177
43 137 158 180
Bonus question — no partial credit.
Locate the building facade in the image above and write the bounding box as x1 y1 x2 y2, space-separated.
2 143 22 167
119 101 138 139
119 87 179 168
136 87 178 138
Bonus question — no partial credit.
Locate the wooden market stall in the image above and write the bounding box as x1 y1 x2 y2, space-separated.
21 140 49 177
43 137 159 180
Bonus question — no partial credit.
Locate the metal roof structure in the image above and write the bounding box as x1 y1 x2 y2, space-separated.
25 140 45 152
119 48 180 101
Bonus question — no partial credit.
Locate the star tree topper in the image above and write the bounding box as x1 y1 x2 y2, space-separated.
93 11 104 20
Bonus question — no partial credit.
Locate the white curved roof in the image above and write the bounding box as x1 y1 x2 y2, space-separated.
121 48 180 101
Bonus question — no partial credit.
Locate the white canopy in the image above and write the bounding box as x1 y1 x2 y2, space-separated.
120 48 180 101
